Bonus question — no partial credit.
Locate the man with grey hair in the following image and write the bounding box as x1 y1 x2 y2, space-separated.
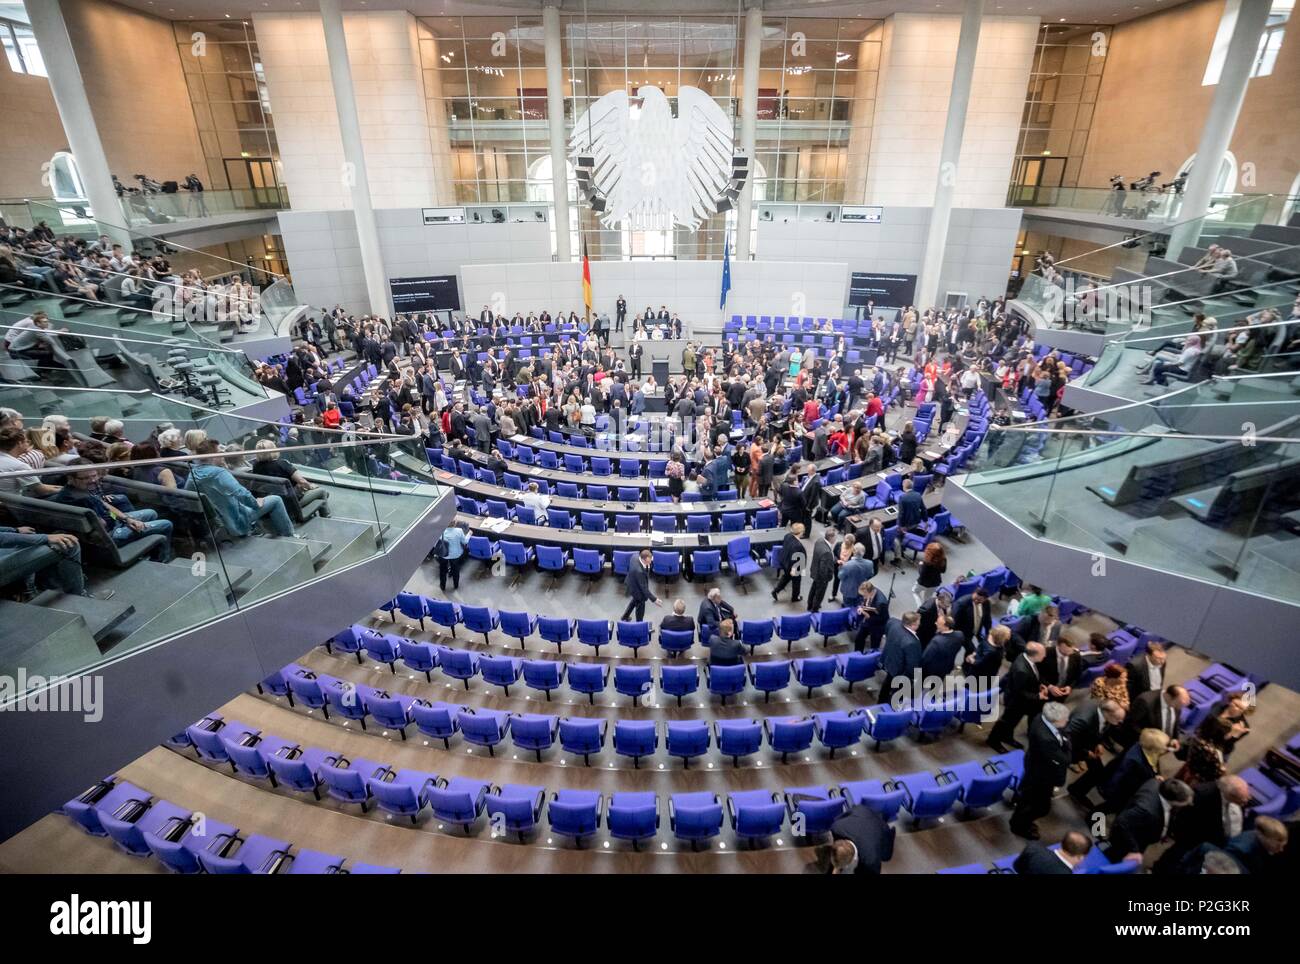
1011 699 1071 840
0 408 21 431
1199 849 1242 875
253 439 329 519
1153 773 1251 874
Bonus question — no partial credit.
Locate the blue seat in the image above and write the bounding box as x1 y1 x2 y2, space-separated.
765 716 816 762
793 655 838 697
436 647 480 690
580 511 607 533
864 704 912 749
479 655 523 695
813 710 866 758
547 508 574 529
749 659 791 702
615 514 640 534
613 720 658 767
197 832 292 875
537 545 569 580
618 486 640 502
784 785 848 837
665 720 711 768
613 549 637 574
460 605 499 644
810 607 854 646
705 663 747 704
572 548 604 582
726 536 760 586
658 664 700 707
590 456 612 476
548 789 603 844
498 610 537 648
428 776 490 830
500 540 534 575
427 599 461 637
319 755 387 812
840 779 908 822
721 512 747 532
566 662 609 704
411 700 466 748
458 709 513 757
614 665 654 706
510 713 559 761
564 454 586 473
691 549 721 577
558 717 608 765
537 616 575 652
940 759 1015 813
467 535 498 562
522 659 565 700
774 613 813 652
361 632 401 672
739 618 775 653
607 791 659 849
715 718 763 766
363 692 413 737
514 505 538 525
586 484 609 501
616 620 652 654
728 789 786 844
393 591 429 630
835 650 880 691
576 618 613 655
368 768 438 823
895 771 963 824
485 782 547 837
686 514 712 533
671 791 724 848
659 628 696 657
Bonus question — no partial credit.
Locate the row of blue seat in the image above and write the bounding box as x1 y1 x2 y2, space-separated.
939 846 1140 875
452 495 783 534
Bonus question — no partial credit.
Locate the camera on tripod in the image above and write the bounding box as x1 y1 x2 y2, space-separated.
1130 171 1160 192
1108 174 1126 189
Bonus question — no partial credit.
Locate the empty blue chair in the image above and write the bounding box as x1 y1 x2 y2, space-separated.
573 618 611 655
580 511 607 533
197 833 292 875
765 716 816 762
437 647 479 689
616 620 652 654
479 655 523 695
613 719 658 767
651 550 681 581
327 625 368 663
522 659 565 700
322 681 370 729
364 692 414 738
572 547 604 583
614 664 654 705
607 792 659 849
427 599 462 637
813 710 866 758
715 718 763 766
941 759 1016 813
835 650 880 691
706 663 747 704
618 486 640 502
559 716 608 765
794 655 838 697
368 769 438 823
721 512 747 532
394 591 429 629
728 790 785 844
753 508 779 529
726 536 760 586
319 755 386 812
459 709 513 757
484 498 512 521
511 714 559 761
64 778 150 837
840 779 908 822
411 700 465 748
895 771 963 824
566 662 609 704
498 610 537 649
548 789 603 846
659 664 699 706
361 632 402 673
500 540 535 576
784 786 848 837
537 616 575 652
691 549 722 577
913 700 959 741
659 628 695 657
864 704 912 749
774 613 813 652
810 607 854 646
564 454 585 473
670 792 723 849
467 535 499 564
686 514 712 533
739 618 775 653
586 484 609 501
615 514 640 534
613 549 637 574
749 659 792 702
428 776 490 831
591 456 612 476
460 605 498 644
665 720 711 768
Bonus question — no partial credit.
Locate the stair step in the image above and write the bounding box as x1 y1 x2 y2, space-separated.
0 600 102 678
29 590 136 643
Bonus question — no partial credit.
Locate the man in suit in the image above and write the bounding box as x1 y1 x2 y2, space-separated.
1013 831 1093 874
1104 778 1194 863
800 465 823 529
1121 684 1189 750
1152 774 1250 874
855 517 887 573
1041 637 1083 699
965 624 1009 681
807 527 837 613
891 479 926 565
1010 700 1072 840
951 588 992 644
707 618 743 666
919 611 966 680
852 579 890 653
697 587 735 638
879 611 922 705
660 598 696 635
471 407 493 454
838 544 873 609
777 476 804 530
621 548 661 622
814 805 895 874
987 641 1048 752
1220 818 1290 874
1125 641 1167 705
916 589 953 645
1065 698 1127 804
629 341 644 379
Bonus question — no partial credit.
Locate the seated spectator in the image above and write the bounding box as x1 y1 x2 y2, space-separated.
3 310 68 370
707 617 743 666
660 598 695 634
185 440 295 539
251 440 330 519
51 460 174 562
0 426 60 497
0 526 106 599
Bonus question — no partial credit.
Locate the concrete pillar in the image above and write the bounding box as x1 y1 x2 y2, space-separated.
1166 0 1271 260
320 0 390 317
543 1 572 262
26 0 130 247
916 0 984 309
735 1 763 261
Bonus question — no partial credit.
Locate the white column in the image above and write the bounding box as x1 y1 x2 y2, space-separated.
735 1 763 261
26 0 130 247
320 0 390 317
543 1 572 263
916 0 984 309
1166 0 1271 260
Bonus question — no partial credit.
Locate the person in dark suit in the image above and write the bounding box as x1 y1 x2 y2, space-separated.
964 624 1009 681
878 611 922 704
1104 778 1194 863
919 611 966 680
1152 774 1250 874
615 295 627 332
1010 700 1072 840
621 548 661 622
916 589 953 645
857 517 887 572
1120 684 1189 750
1125 642 1168 706
1041 637 1083 699
951 588 992 643
660 598 696 635
1101 728 1172 813
814 804 896 874
807 527 837 613
777 477 804 530
629 341 644 379
891 478 926 564
987 642 1047 752
697 587 735 638
770 522 806 603
707 618 743 666
1013 831 1093 874
800 465 823 529
1065 698 1127 803
1220 819 1290 874
851 580 890 653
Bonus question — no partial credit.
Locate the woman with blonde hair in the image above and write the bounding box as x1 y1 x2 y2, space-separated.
1100 727 1170 811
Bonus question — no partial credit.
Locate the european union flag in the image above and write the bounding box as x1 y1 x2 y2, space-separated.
719 228 732 310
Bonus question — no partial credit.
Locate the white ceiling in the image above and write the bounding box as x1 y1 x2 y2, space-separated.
110 0 1197 28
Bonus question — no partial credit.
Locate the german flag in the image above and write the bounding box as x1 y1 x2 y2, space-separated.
581 239 593 323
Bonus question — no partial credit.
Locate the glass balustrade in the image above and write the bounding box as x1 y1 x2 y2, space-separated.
1006 184 1294 228
957 389 1300 604
0 386 441 700
0 187 288 234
